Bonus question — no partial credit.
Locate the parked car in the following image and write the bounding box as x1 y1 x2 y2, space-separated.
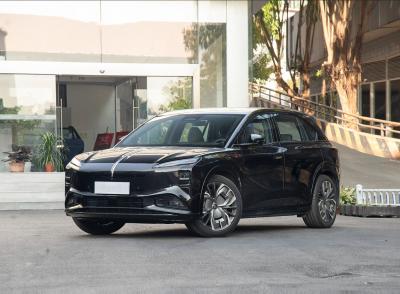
63 126 84 166
65 108 340 237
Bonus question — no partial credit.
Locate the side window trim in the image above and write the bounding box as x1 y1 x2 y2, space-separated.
295 116 311 142
263 113 279 144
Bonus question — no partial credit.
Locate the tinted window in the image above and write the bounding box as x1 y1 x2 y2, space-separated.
119 114 244 147
300 119 320 141
275 114 303 142
239 114 275 144
136 119 173 145
179 121 208 143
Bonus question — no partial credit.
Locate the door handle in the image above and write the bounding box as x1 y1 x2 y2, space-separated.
277 147 287 153
273 147 286 159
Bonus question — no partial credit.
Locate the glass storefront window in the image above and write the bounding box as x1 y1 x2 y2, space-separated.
390 79 400 122
0 74 56 172
0 1 101 62
100 0 197 64
361 84 370 117
184 22 227 107
390 79 400 138
147 77 192 116
198 23 226 107
374 81 386 120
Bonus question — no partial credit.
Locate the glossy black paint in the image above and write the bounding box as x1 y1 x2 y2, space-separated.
65 108 339 223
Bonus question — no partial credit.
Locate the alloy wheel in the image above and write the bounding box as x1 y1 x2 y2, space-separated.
317 180 337 223
201 182 238 231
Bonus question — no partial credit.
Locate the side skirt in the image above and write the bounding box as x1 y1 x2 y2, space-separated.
242 206 310 219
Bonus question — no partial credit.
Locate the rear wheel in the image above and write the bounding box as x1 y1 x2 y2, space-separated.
186 175 242 237
72 218 125 235
303 175 338 228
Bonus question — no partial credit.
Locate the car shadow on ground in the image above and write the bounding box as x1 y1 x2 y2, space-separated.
72 223 306 239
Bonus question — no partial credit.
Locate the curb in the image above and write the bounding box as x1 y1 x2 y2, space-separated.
340 204 400 217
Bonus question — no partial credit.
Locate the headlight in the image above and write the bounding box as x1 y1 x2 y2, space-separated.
153 157 200 172
66 157 81 170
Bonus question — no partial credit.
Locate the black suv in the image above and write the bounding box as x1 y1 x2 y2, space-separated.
65 108 339 237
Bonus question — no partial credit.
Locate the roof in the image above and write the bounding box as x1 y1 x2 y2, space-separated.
159 108 262 116
159 107 301 117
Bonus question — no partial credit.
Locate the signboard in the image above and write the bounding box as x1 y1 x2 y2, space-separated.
93 133 114 151
115 131 130 145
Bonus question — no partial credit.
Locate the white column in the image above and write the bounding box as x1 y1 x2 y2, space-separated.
226 0 249 108
192 65 201 108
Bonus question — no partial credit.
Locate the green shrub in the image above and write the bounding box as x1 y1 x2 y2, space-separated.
340 187 356 205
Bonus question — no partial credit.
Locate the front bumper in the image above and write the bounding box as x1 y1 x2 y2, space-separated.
65 187 198 223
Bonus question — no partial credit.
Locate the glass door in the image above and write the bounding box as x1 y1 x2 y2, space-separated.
115 76 193 145
115 78 143 143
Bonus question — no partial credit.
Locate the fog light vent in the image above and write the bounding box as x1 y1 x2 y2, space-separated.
178 170 191 181
155 195 186 209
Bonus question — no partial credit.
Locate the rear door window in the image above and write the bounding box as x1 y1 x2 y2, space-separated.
300 119 321 141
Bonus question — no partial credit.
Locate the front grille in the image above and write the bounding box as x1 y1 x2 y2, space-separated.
82 196 152 209
70 171 171 194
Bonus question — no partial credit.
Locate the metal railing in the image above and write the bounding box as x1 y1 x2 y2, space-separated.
250 83 400 137
356 184 400 206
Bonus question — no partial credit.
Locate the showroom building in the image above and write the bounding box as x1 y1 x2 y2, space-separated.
0 0 262 208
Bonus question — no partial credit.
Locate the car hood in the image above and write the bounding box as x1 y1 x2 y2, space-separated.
81 146 224 165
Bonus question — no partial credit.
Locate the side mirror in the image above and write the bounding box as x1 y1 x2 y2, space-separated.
250 133 264 145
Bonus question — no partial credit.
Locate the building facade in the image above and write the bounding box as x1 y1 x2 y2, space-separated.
0 0 261 207
286 0 400 125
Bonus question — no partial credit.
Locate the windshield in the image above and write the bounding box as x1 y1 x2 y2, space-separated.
118 114 244 147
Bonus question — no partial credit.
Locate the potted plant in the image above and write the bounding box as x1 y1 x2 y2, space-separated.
2 146 31 172
36 132 64 172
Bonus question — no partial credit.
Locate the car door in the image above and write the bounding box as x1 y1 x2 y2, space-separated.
273 113 324 208
63 126 85 164
236 112 285 213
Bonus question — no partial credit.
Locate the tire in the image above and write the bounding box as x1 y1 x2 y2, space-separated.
186 175 242 237
303 174 338 228
72 218 125 235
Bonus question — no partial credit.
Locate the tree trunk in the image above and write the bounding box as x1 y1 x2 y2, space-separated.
334 69 360 129
301 70 315 115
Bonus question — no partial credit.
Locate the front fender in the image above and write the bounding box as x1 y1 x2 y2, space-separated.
191 156 242 213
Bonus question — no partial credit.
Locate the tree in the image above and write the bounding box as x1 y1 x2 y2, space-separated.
319 0 372 123
254 0 295 96
252 20 273 82
252 44 274 82
254 0 318 100
298 0 319 99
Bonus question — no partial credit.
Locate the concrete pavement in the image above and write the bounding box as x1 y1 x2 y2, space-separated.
1 210 399 293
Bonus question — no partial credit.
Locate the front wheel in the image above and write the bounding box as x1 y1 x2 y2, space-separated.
186 175 242 237
72 218 125 235
303 175 338 228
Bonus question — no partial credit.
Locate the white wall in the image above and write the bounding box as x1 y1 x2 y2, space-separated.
0 172 64 210
226 0 250 107
66 84 115 151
